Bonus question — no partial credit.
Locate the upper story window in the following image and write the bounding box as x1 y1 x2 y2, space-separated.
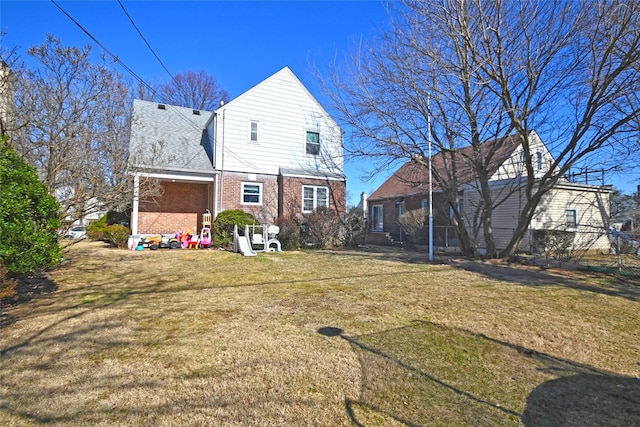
249 121 259 143
302 185 328 212
536 152 543 170
306 131 320 155
241 182 262 205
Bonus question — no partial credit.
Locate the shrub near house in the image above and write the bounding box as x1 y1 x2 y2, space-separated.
0 137 62 283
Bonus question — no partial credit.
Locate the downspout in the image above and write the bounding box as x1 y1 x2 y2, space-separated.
131 173 140 235
212 111 219 217
219 108 226 213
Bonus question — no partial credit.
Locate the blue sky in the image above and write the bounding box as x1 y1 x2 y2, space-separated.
1 0 393 206
1 0 638 202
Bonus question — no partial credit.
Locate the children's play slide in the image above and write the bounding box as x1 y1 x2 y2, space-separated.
233 225 257 257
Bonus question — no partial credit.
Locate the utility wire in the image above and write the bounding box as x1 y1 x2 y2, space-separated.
116 0 180 89
51 0 264 172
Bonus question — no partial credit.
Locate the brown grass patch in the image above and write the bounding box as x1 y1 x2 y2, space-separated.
1 241 638 425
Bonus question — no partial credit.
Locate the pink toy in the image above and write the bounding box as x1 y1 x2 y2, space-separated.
186 233 199 249
199 227 212 248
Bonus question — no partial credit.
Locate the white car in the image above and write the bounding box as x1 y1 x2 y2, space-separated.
64 226 87 239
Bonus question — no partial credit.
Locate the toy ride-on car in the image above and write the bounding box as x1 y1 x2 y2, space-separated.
140 235 181 250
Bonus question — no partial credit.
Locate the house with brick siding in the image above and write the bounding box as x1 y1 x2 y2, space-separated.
366 132 612 253
129 67 346 236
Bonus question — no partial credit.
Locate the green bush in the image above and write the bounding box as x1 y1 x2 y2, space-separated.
214 210 258 247
0 137 62 275
87 214 108 240
103 224 131 249
276 217 302 250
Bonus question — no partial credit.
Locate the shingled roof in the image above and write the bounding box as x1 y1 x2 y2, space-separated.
368 134 522 201
129 99 215 175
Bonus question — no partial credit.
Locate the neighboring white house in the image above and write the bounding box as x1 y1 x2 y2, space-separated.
129 66 346 235
366 132 612 253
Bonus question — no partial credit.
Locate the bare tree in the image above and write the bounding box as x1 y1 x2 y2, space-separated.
6 35 133 227
322 0 640 258
150 70 230 111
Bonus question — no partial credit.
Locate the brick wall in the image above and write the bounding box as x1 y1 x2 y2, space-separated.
279 176 346 220
219 172 279 223
138 181 211 234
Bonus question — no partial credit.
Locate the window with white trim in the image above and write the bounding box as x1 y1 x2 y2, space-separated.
306 131 320 155
241 182 262 205
421 199 428 211
566 208 577 230
302 185 328 212
249 121 259 143
397 201 405 217
536 152 543 170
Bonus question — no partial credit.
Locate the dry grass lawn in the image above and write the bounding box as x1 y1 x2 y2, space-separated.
1 241 639 426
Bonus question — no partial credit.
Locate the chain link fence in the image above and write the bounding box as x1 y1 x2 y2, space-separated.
427 226 640 277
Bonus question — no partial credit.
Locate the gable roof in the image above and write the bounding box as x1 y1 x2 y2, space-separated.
129 99 215 175
218 66 340 130
368 134 522 201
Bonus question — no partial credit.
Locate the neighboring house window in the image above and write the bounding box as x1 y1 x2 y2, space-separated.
566 209 577 230
249 121 259 143
372 205 383 231
536 152 543 170
421 199 428 211
242 182 262 205
302 185 328 212
397 201 405 217
450 199 463 220
306 131 320 155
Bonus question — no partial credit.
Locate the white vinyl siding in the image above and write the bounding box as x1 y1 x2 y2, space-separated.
213 68 343 176
302 185 328 212
241 182 262 205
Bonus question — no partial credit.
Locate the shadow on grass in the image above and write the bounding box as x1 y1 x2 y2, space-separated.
450 258 640 302
319 322 640 426
1 274 58 329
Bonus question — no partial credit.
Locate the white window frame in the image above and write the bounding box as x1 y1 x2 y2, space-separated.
305 131 320 155
371 205 384 231
249 120 259 143
302 185 328 213
420 199 428 211
565 208 578 230
536 151 543 170
397 201 405 217
241 182 263 205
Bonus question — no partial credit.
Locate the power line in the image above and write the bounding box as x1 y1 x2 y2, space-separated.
50 0 150 92
116 0 180 88
50 0 263 172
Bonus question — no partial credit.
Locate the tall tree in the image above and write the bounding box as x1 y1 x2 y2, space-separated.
152 70 230 111
323 0 640 257
6 35 133 227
